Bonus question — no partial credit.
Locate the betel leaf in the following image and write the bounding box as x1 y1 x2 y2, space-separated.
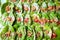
1 2 11 14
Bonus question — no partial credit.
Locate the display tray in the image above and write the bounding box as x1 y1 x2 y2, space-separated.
0 0 60 40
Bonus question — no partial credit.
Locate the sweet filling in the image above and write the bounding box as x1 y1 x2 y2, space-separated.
27 31 32 37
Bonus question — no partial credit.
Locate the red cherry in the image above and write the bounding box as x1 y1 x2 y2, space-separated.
34 18 39 22
51 33 57 39
34 17 39 22
39 19 45 25
24 18 29 23
17 18 21 22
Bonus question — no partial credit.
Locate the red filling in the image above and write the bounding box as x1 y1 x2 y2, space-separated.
34 17 39 23
34 18 39 23
51 32 57 39
17 18 21 22
24 18 29 23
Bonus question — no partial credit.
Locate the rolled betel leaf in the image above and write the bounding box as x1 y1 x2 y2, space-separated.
24 13 31 26
26 26 34 40
23 2 30 14
16 14 23 24
16 25 26 40
1 2 11 14
35 24 43 40
32 14 40 23
15 1 22 15
43 23 52 40
7 14 15 25
31 3 39 14
14 2 22 16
